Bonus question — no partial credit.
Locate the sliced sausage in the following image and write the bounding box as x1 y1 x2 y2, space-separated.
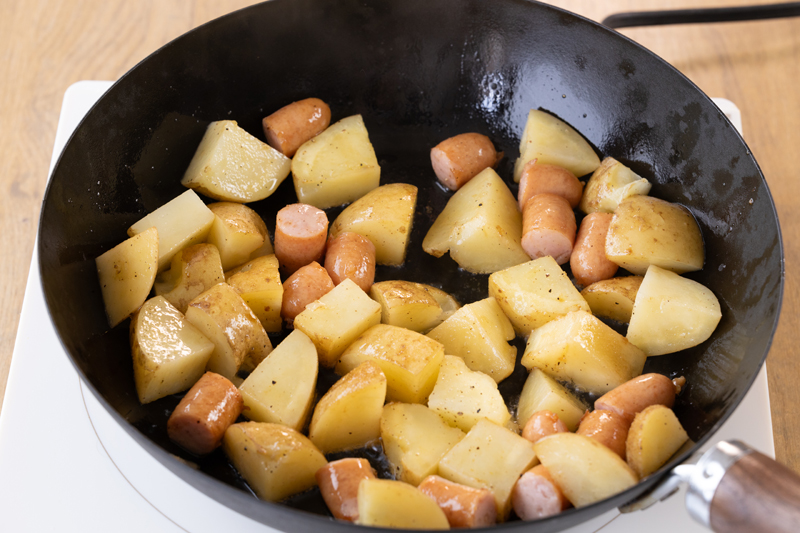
518 160 583 210
521 410 569 444
418 475 497 528
316 458 377 521
576 409 629 460
281 261 335 326
167 372 243 456
324 232 376 292
262 97 331 157
430 133 502 190
594 373 678 424
570 212 618 287
521 193 577 265
512 465 571 520
274 203 328 274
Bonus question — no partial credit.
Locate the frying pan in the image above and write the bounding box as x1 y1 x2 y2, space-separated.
37 0 787 531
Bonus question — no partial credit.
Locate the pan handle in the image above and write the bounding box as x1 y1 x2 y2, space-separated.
602 3 800 29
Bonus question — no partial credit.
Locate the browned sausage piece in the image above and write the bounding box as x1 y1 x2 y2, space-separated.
570 212 618 287
521 410 569 444
281 261 335 326
430 133 502 191
167 372 243 455
576 409 629 460
521 193 577 265
518 160 584 210
418 475 497 528
274 203 328 274
316 458 376 521
512 465 571 520
324 232 376 292
262 98 331 157
594 373 678 424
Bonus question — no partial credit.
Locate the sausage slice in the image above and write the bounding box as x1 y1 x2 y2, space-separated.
316 458 377 521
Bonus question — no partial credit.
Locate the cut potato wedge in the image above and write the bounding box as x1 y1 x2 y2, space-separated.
292 114 381 209
207 202 268 271
627 265 721 356
517 368 587 431
513 109 601 182
626 404 689 478
369 280 447 332
130 296 214 404
155 243 225 314
181 120 291 202
308 361 387 454
328 183 417 265
356 478 450 529
533 432 638 507
223 422 327 502
423 167 529 274
240 329 318 431
580 276 643 324
96 226 159 327
226 255 283 333
579 157 652 214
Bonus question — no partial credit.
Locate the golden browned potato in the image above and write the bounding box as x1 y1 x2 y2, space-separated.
226 254 283 333
422 168 530 274
605 195 704 275
488 256 590 337
427 297 515 383
513 109 601 182
356 478 450 529
308 361 387 454
155 243 225 314
206 202 269 271
96 226 159 328
521 310 646 395
336 324 445 404
580 275 643 323
579 157 651 214
533 432 638 508
239 329 318 431
291 114 381 209
626 404 689 477
627 266 721 356
181 120 291 203
369 280 459 333
328 183 418 266
130 296 214 404
223 422 327 502
517 368 588 431
381 402 465 486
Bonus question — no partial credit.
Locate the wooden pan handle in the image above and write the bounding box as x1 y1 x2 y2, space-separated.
708 450 800 533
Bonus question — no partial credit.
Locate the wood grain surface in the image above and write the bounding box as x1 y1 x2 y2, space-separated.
2 0 798 477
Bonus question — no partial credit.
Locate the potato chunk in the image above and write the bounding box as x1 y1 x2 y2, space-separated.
356 479 450 529
96 226 159 327
328 183 417 265
185 283 272 380
517 368 587 431
223 422 327 502
423 168 529 274
207 202 269 271
427 298 516 383
579 157 652 214
605 195 704 275
627 266 722 356
308 361 387 454
513 109 600 182
381 403 465 486
291 114 381 209
521 310 646 395
369 280 458 333
626 404 689 477
533 432 638 507
580 276 643 323
488 256 590 337
240 330 318 431
128 190 215 272
130 296 214 404
438 420 538 521
155 243 225 314
336 324 445 404
293 278 382 367
427 355 511 432
226 255 283 333
181 120 291 203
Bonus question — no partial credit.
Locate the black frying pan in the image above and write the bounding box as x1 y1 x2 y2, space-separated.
38 0 784 531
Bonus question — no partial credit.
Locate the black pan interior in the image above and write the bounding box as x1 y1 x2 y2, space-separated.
38 0 783 531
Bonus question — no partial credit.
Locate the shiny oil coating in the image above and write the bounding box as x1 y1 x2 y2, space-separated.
263 98 331 157
324 232 376 292
522 410 569 444
418 474 497 528
595 373 677 424
576 409 629 460
274 203 329 273
281 261 334 323
571 212 618 288
430 132 500 191
315 458 376 521
517 161 583 210
521 193 577 265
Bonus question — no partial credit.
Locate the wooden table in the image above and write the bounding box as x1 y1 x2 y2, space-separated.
2 0 798 473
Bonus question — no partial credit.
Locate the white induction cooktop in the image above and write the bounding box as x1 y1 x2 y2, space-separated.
0 81 771 532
